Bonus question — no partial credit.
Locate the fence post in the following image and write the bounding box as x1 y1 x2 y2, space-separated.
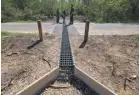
84 20 90 42
37 20 43 41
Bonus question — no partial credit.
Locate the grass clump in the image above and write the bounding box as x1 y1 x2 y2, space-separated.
1 31 36 37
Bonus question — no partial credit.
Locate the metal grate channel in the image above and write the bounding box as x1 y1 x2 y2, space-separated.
57 24 74 82
60 24 74 67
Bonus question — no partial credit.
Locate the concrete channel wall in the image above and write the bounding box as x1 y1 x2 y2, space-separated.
16 66 117 95
74 66 117 95
16 67 59 95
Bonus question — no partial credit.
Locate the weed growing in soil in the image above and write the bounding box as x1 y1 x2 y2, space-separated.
1 31 37 37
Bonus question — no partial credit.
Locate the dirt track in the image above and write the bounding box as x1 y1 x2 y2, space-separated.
71 35 139 95
1 33 60 95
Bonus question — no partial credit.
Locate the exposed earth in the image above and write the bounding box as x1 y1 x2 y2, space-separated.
1 33 60 95
1 21 139 95
40 77 98 95
71 35 139 95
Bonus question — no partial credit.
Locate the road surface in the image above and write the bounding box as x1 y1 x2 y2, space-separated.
75 23 139 35
1 22 139 35
1 23 55 34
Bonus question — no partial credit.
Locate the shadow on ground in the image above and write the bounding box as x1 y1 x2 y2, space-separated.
79 41 87 48
27 40 42 49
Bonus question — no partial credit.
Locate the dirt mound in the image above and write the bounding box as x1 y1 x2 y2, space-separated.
71 35 139 95
1 34 60 95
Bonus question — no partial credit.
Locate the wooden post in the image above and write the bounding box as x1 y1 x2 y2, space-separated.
84 20 90 42
37 20 43 41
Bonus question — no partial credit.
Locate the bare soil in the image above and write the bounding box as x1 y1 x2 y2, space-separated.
71 35 139 95
1 33 60 95
40 77 98 95
1 32 139 95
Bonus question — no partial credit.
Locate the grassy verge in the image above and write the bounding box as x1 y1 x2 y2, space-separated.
133 35 139 41
13 20 36 23
1 31 15 36
2 20 36 23
1 31 37 37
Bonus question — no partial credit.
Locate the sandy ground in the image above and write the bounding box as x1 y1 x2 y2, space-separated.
71 35 139 95
1 33 60 95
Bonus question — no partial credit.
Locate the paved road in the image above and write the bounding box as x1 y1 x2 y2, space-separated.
1 22 139 35
53 24 79 35
1 23 55 34
75 23 139 35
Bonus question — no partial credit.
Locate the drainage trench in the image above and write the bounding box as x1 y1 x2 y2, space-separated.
16 23 115 95
57 24 74 82
40 24 99 95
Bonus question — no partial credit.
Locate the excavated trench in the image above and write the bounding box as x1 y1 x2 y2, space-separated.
16 23 116 95
38 23 99 95
39 77 98 95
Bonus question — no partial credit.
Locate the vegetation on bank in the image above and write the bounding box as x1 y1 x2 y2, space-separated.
1 0 139 23
133 35 139 40
1 31 14 36
1 31 37 37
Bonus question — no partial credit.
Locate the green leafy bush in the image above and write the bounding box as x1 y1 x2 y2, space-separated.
1 0 139 23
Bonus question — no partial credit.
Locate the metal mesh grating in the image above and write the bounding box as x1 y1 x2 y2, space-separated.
57 24 74 82
59 25 74 67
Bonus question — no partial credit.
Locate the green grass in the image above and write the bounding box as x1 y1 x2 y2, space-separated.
136 36 139 41
133 35 139 41
1 31 14 36
2 20 36 23
14 20 36 23
1 31 37 37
